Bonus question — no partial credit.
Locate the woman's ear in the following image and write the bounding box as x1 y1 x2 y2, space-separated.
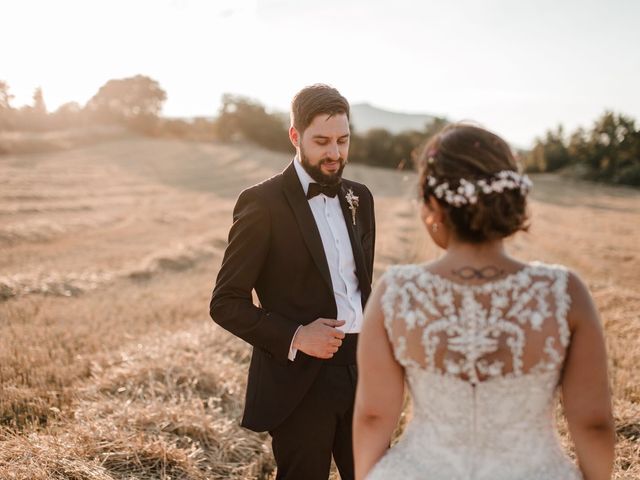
426 196 444 223
421 198 438 226
420 202 431 224
422 196 450 249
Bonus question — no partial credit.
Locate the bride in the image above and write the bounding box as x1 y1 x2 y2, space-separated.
353 124 615 479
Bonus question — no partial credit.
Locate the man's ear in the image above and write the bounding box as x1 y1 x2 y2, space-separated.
289 126 300 148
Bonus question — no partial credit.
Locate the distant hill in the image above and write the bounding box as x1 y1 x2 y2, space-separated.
166 102 439 137
350 103 436 134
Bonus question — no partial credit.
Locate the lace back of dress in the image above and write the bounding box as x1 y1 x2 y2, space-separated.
381 262 571 383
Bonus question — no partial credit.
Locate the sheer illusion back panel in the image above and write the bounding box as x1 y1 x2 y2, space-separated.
366 262 583 480
380 262 571 384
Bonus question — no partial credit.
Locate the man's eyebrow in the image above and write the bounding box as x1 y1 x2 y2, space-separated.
311 134 350 139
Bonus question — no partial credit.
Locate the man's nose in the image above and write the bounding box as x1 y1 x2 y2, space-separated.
326 144 340 160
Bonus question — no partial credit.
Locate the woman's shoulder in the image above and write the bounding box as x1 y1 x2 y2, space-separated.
528 261 588 296
530 261 589 291
527 260 571 276
379 260 583 290
372 264 427 302
528 262 597 332
378 262 428 282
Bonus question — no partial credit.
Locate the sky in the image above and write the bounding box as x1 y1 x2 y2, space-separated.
2 0 639 147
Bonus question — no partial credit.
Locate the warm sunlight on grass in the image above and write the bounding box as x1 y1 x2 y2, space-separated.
0 138 638 478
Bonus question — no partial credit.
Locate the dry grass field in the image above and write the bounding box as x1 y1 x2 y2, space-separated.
0 137 638 479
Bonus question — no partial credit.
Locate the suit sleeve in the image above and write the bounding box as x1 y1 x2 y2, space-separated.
367 186 376 277
210 188 299 362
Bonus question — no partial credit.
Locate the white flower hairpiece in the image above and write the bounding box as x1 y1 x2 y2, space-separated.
426 170 532 207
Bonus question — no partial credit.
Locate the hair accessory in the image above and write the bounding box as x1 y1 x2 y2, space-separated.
426 148 438 165
425 170 532 207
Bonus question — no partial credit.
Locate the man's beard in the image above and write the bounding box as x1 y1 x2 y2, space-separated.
299 146 346 186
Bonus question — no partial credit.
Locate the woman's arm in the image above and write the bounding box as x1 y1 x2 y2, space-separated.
562 271 615 480
353 278 405 480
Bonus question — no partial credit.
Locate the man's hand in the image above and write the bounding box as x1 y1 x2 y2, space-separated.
293 318 346 359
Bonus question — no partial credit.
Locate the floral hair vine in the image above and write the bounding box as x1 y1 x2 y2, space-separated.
425 170 533 207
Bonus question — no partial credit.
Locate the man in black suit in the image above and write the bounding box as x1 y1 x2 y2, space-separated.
210 84 375 480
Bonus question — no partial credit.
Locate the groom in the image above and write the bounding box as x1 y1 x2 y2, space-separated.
210 84 375 479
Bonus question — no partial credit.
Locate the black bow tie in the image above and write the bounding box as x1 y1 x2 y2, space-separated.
307 182 341 200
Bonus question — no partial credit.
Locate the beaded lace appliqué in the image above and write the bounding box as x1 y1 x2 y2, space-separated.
368 262 582 480
381 262 571 382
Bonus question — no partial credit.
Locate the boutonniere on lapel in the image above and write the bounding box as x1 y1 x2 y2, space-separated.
345 188 359 226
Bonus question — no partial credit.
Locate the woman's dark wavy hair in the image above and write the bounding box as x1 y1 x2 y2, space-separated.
418 123 530 243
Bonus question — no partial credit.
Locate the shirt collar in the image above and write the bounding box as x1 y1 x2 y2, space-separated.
293 155 315 196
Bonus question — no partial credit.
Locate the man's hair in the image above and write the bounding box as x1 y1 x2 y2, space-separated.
290 84 350 133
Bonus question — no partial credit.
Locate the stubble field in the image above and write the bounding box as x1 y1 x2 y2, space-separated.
0 138 638 479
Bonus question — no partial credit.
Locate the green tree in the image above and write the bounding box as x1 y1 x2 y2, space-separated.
423 117 448 139
86 75 166 132
567 128 589 163
351 117 448 170
51 101 83 129
543 125 570 171
14 87 50 131
389 130 427 170
587 112 638 182
359 128 395 168
528 111 640 187
526 140 547 172
0 80 15 130
32 87 46 115
0 80 13 110
215 94 291 151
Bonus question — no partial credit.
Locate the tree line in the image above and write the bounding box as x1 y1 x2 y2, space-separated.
525 112 640 186
0 76 181 135
212 94 640 185
1 76 638 186
216 93 447 170
1 74 444 170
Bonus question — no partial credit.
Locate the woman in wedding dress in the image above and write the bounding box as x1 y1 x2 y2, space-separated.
353 124 615 480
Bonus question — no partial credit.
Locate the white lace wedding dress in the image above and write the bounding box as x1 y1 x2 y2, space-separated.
366 261 583 480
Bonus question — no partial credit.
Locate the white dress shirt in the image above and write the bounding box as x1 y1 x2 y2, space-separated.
288 158 364 360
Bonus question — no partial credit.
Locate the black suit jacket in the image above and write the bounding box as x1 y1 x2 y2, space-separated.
210 161 375 432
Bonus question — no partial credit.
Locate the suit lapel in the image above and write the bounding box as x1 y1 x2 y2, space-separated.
282 162 334 293
338 184 372 300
